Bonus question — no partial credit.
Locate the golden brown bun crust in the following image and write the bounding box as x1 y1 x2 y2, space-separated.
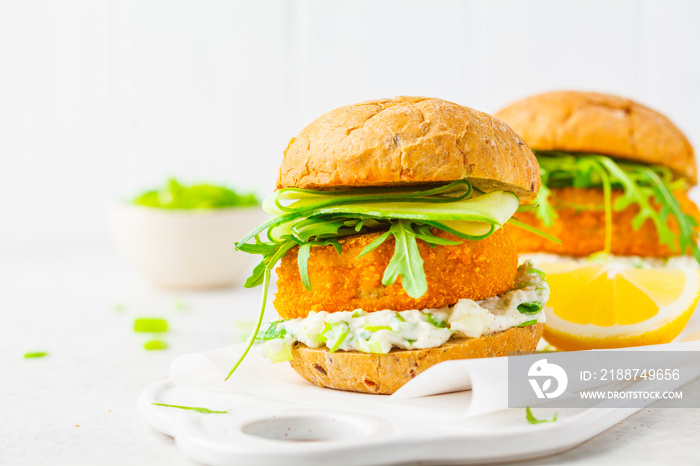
274 228 518 318
495 91 696 183
278 96 541 202
289 324 543 394
507 188 700 257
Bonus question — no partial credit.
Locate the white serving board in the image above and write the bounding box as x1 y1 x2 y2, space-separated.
138 357 639 465
139 312 700 465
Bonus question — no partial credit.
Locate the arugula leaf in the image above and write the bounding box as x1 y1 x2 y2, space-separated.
382 221 427 299
535 151 700 263
357 231 392 258
526 406 558 424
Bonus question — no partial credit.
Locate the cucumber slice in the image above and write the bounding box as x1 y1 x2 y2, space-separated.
427 221 496 240
313 191 519 224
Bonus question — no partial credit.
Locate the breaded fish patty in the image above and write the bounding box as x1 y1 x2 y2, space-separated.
508 188 699 257
274 228 518 318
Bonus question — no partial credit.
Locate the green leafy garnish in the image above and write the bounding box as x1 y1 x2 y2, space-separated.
134 178 258 209
225 268 272 380
517 302 543 315
227 181 544 379
152 403 227 414
517 319 538 327
423 312 448 328
256 320 288 341
535 151 700 262
526 406 558 424
24 352 48 359
144 340 168 350
382 221 428 298
133 318 169 333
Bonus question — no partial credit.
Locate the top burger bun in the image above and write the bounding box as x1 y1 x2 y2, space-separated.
278 96 541 203
495 91 697 183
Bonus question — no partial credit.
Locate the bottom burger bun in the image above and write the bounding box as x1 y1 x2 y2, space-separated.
288 323 544 395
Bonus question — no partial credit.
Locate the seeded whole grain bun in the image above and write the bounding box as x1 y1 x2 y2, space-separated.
495 91 697 183
277 96 541 203
288 323 543 395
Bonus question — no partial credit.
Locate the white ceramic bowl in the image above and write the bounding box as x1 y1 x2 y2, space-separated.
111 203 267 289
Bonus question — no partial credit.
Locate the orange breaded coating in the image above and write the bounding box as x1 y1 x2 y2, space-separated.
508 188 700 257
274 228 518 318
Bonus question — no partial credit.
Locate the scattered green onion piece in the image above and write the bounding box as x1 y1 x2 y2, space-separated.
526 406 558 424
152 403 227 414
134 318 168 333
144 340 168 350
24 352 48 359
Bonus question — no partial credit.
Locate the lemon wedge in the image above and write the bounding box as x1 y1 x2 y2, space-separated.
538 261 700 350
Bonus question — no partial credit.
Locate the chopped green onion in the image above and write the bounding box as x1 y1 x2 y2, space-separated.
133 318 168 333
144 340 168 350
152 403 227 414
423 312 447 328
262 340 294 363
319 322 350 352
24 352 48 359
526 406 558 424
364 325 392 332
134 178 258 209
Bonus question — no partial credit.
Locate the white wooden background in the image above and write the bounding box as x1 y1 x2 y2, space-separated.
1 0 699 246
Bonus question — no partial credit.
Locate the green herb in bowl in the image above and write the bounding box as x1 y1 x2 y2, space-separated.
134 179 258 210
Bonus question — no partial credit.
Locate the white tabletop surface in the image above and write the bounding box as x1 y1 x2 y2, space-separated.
2 242 699 465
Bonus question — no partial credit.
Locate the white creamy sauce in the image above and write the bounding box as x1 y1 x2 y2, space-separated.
522 252 700 270
259 261 548 359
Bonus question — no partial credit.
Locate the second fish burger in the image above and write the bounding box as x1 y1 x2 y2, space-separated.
234 96 550 394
